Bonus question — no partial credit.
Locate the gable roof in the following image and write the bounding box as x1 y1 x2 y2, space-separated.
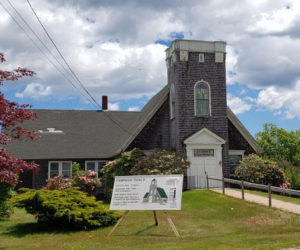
157 187 168 199
184 128 226 145
4 84 261 159
122 84 261 153
4 85 170 160
227 107 262 153
119 85 169 151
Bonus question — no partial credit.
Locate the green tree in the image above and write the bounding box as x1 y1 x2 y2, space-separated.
101 148 145 199
256 123 300 166
130 149 189 175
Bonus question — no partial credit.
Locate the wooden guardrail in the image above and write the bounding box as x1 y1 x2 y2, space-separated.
206 175 300 207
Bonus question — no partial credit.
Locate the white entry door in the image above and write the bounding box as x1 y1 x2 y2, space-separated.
187 147 223 188
184 128 225 189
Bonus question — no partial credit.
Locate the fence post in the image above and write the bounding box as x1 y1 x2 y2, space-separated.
241 181 245 200
206 175 209 190
268 184 272 207
222 177 225 194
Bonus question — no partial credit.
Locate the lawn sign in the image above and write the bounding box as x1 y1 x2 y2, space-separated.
109 175 183 237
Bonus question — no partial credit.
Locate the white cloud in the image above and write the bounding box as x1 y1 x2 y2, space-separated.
244 96 256 103
227 94 252 114
15 83 52 99
0 0 299 124
226 45 239 85
248 1 300 34
128 106 139 111
108 102 119 111
256 81 300 119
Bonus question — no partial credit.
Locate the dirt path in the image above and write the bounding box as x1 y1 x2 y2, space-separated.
212 188 300 215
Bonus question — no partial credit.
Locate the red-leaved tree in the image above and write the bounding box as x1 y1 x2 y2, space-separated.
0 53 39 185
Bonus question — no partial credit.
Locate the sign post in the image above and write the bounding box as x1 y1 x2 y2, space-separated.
108 175 183 237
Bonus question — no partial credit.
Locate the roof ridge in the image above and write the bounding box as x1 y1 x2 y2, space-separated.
29 109 141 113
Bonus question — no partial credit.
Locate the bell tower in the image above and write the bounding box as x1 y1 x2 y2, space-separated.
165 40 229 176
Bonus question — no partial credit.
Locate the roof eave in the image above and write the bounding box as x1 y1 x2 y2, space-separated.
227 107 262 153
119 86 169 152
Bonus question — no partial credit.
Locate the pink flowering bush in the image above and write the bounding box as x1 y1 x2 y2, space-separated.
280 182 291 189
234 154 286 187
72 170 101 195
44 175 72 190
44 171 101 195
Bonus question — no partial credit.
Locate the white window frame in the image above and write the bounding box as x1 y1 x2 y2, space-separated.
193 149 214 157
85 160 106 177
170 83 176 119
229 150 245 177
194 80 211 117
48 161 72 179
229 150 245 157
199 53 204 63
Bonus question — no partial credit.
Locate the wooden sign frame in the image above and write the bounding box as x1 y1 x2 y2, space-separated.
107 210 180 237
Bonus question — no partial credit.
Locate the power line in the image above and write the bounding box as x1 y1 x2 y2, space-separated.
25 0 134 135
0 1 98 108
7 0 73 82
1 0 134 135
26 0 101 109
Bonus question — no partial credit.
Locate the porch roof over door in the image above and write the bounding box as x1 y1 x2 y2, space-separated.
184 128 226 145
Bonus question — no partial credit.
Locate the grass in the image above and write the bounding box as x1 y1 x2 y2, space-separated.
242 188 300 205
1 190 300 249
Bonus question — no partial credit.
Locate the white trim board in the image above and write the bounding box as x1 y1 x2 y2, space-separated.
48 161 72 179
184 128 225 145
229 150 245 157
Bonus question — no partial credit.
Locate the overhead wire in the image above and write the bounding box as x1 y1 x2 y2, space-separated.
26 0 102 109
25 0 134 135
1 0 134 135
0 0 98 108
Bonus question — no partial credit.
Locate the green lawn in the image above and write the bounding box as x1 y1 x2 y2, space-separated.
1 190 300 249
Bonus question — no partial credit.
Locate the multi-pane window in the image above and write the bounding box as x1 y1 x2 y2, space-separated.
170 84 175 119
229 155 242 176
49 162 59 178
195 81 210 116
48 161 72 178
229 150 244 177
85 161 106 177
62 162 72 177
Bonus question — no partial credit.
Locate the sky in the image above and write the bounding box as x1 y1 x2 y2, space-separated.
0 0 299 136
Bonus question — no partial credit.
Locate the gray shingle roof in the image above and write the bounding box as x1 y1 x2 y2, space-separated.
5 110 141 159
4 85 169 160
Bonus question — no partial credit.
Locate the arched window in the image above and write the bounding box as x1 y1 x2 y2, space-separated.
170 84 175 119
194 81 211 116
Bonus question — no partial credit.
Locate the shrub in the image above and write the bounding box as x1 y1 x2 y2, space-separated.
130 149 189 175
10 188 119 230
101 148 145 199
273 159 300 190
72 161 83 175
72 170 101 195
44 175 72 190
0 183 14 219
280 182 291 189
234 154 285 187
285 168 300 190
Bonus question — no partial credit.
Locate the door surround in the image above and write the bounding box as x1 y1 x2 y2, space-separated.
184 128 225 189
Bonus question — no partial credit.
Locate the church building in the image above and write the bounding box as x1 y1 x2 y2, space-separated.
5 39 261 189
